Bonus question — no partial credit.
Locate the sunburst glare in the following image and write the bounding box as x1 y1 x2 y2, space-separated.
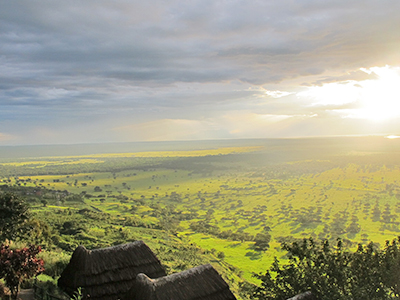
298 66 400 122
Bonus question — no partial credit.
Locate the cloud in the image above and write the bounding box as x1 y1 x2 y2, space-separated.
297 66 400 122
0 133 15 143
1 1 400 144
2 1 400 90
112 112 319 142
264 90 294 99
112 119 226 141
298 81 362 106
220 111 313 138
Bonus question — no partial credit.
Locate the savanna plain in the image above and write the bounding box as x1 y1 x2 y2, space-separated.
2 136 400 299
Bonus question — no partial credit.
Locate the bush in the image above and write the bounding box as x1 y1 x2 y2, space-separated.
254 237 400 300
34 280 68 300
0 244 44 300
38 251 70 278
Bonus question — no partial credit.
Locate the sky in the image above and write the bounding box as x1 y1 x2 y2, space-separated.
1 0 400 145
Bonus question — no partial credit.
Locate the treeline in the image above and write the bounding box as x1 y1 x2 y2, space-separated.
0 157 171 177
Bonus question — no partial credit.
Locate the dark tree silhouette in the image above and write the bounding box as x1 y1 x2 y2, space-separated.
0 193 30 242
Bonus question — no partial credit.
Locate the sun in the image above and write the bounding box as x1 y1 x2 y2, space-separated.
299 66 400 122
354 66 400 122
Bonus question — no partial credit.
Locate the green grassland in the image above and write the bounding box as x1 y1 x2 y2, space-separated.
2 137 400 295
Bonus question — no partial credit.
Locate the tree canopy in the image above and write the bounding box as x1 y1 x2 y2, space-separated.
253 237 400 300
0 193 30 242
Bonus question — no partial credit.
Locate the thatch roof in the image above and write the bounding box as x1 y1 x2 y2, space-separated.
58 241 166 300
124 264 237 300
287 291 318 300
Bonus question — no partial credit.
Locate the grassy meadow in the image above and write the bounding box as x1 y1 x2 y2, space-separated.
2 136 400 289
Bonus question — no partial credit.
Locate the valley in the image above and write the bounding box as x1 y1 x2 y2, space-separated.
2 136 400 298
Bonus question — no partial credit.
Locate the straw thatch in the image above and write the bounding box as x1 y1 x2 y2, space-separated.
287 291 318 300
124 264 237 300
58 241 166 300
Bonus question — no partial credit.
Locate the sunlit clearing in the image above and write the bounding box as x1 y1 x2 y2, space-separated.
298 66 400 122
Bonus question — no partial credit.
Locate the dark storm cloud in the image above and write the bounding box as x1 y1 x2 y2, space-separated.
2 0 399 88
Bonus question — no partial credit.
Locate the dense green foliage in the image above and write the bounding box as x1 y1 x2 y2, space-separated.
253 237 400 300
0 193 30 242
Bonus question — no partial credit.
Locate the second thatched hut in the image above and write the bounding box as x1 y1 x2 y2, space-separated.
124 264 237 300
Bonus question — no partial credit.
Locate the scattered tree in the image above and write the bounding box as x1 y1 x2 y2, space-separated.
217 251 225 260
254 232 271 251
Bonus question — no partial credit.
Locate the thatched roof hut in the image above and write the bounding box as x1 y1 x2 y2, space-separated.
58 241 166 300
124 264 236 300
287 291 318 300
